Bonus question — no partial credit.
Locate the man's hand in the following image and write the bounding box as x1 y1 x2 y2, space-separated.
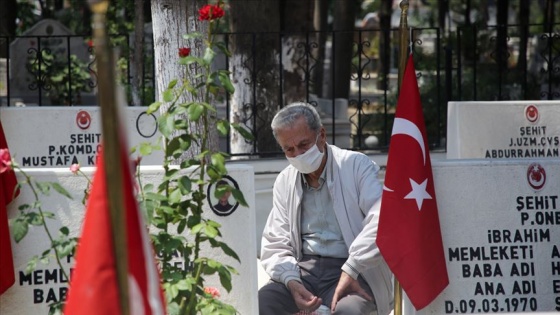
330 272 373 312
287 280 323 312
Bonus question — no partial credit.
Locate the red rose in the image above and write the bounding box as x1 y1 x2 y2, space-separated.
198 4 224 21
178 47 191 57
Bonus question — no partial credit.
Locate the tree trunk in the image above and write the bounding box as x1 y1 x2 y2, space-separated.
0 0 17 58
496 0 509 73
516 0 529 77
229 1 281 155
378 0 392 90
332 0 357 99
312 0 328 98
281 0 313 105
437 0 447 31
131 0 144 106
151 0 218 158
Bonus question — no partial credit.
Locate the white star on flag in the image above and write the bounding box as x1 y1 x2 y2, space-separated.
404 178 432 210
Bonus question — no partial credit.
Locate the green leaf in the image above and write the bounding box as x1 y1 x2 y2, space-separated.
217 120 229 136
25 256 39 274
52 182 73 199
163 89 174 102
169 188 183 204
191 223 203 234
179 56 205 67
145 192 167 201
232 188 248 207
188 103 204 121
219 242 241 262
158 114 175 138
139 142 153 156
167 283 179 299
204 225 218 238
35 181 51 195
143 183 154 192
177 219 187 234
27 212 44 226
231 123 255 141
12 219 29 242
218 71 235 94
183 32 203 40
59 226 69 236
178 176 192 194
166 137 182 158
167 79 178 89
203 47 216 65
147 101 161 114
214 42 232 57
42 212 56 219
218 269 233 292
211 153 226 172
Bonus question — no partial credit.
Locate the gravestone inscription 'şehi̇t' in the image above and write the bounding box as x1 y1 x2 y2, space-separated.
0 107 162 167
412 160 560 315
447 101 560 159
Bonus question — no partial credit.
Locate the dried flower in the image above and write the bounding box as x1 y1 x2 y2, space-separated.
204 286 220 298
198 4 224 21
70 163 80 174
0 148 12 173
178 47 191 58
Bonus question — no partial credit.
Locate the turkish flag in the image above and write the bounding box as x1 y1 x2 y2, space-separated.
376 54 448 310
0 120 19 295
64 143 165 315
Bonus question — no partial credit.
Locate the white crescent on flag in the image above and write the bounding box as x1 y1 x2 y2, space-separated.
392 117 426 165
383 117 427 193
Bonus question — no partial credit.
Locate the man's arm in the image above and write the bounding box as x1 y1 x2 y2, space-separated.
260 173 301 286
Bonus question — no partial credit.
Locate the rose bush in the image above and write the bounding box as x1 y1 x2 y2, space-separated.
8 1 250 314
140 1 251 314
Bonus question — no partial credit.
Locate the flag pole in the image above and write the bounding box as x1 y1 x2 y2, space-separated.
394 1 410 315
88 1 129 315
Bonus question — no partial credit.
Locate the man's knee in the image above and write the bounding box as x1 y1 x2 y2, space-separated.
332 294 376 315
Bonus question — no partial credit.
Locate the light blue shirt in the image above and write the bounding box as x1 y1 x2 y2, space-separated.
300 153 348 258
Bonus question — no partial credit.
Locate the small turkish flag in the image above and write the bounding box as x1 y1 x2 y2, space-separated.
0 120 19 295
376 54 449 310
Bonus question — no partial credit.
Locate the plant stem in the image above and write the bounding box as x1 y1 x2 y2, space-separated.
20 169 69 280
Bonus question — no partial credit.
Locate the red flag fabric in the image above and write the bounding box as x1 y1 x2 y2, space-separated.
376 54 449 310
0 120 19 295
64 144 165 315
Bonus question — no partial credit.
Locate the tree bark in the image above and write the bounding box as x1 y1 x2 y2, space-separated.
0 0 17 58
378 0 392 90
516 0 529 77
131 0 144 106
229 0 281 155
151 0 218 158
281 0 313 105
496 0 509 72
312 0 328 98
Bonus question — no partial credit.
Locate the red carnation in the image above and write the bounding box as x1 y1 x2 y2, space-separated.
178 47 191 58
198 4 224 21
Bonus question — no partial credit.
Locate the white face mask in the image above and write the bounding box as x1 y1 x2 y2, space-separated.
286 134 324 174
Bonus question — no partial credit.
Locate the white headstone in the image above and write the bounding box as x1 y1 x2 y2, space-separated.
447 101 560 159
0 165 257 315
0 106 163 167
407 159 560 314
